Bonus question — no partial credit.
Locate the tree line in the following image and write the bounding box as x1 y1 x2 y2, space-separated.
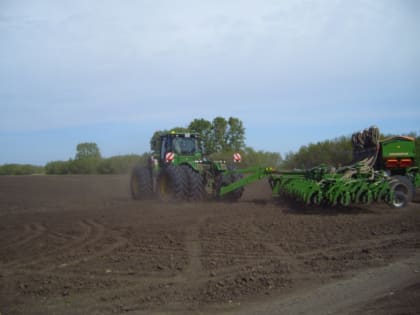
0 116 280 175
44 143 149 175
282 136 353 169
0 164 44 175
1 118 419 175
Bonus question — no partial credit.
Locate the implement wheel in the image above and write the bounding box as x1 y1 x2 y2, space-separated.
390 191 408 208
157 166 188 201
130 166 154 200
389 175 414 208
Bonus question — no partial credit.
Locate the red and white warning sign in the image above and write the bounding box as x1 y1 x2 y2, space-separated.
165 152 175 162
233 153 242 162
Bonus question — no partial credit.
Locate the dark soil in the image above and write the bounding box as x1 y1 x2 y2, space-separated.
0 175 419 314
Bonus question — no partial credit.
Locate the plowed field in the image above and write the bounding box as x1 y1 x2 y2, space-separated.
1 175 419 314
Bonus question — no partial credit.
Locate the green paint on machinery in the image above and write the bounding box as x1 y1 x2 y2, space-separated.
268 164 394 207
266 126 418 208
219 161 396 207
131 127 418 208
130 131 244 202
269 127 419 208
220 126 418 208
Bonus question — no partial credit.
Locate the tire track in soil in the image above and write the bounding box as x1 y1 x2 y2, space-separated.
0 220 133 313
0 223 46 251
120 218 212 312
48 230 78 242
97 230 419 295
63 218 210 314
250 218 301 266
1 220 128 273
114 219 208 301
36 221 195 307
199 231 419 263
0 224 33 249
181 221 203 281
293 231 419 261
231 254 420 315
195 231 420 285
167 230 420 313
0 223 47 267
39 220 128 272
46 235 128 272
188 226 297 298
1 220 94 270
198 217 292 265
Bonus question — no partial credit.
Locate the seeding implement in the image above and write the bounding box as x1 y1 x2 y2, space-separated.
270 163 401 207
131 127 419 208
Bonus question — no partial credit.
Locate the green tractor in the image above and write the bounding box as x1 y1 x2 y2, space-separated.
130 131 244 201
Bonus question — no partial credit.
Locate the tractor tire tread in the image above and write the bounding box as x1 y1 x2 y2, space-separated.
130 166 154 200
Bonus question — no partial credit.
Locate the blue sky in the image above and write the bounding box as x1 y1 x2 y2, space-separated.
1 0 419 165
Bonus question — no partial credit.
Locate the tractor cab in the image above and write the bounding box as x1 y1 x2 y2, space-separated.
159 132 201 165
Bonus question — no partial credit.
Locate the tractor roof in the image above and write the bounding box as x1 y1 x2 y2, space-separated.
162 131 200 138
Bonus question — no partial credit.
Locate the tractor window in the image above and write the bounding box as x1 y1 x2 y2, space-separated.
160 137 168 161
172 137 198 155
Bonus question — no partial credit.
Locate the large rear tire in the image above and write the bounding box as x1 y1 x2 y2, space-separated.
183 166 205 201
157 166 189 201
130 166 154 200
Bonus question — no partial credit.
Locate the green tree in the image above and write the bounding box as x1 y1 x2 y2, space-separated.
211 117 228 153
282 136 354 169
75 142 101 160
226 117 245 151
69 158 98 174
97 154 148 174
150 117 246 155
242 147 282 168
150 130 167 153
188 118 212 153
45 161 70 174
67 142 102 174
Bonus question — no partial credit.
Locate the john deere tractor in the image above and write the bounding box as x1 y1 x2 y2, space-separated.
130 132 244 201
